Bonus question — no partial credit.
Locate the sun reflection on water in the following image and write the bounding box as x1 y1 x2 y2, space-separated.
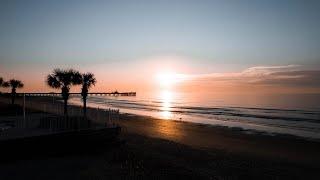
159 90 173 119
156 90 182 139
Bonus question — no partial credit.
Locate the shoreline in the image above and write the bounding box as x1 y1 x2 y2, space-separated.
117 112 320 165
1 97 320 179
67 96 320 140
122 112 320 142
1 96 320 165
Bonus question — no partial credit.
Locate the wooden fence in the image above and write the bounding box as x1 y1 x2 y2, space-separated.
3 96 121 130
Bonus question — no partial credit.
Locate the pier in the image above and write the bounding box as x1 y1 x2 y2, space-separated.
1 92 136 97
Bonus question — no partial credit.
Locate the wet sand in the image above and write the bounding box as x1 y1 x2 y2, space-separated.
117 113 320 165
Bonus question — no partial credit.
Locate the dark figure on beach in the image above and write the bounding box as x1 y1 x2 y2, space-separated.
47 69 82 116
80 73 96 121
2 79 24 105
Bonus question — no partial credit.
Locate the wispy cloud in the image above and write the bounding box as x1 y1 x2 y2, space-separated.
181 65 320 88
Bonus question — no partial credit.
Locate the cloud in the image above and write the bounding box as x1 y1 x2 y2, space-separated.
241 65 301 76
182 65 320 88
259 70 320 86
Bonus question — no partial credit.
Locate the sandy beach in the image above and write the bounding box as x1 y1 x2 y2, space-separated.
117 113 320 164
1 96 320 179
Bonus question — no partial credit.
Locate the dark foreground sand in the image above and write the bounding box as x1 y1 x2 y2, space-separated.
118 114 320 164
1 97 320 179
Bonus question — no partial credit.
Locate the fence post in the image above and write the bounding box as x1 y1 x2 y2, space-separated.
97 107 100 122
108 108 111 125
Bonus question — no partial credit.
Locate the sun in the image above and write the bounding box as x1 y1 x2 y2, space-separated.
156 72 180 87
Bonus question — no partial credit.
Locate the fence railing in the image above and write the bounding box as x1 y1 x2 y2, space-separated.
0 96 120 131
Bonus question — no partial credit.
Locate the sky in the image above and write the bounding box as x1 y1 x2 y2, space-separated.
0 0 320 93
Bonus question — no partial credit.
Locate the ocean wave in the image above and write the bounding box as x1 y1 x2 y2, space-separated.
83 97 320 123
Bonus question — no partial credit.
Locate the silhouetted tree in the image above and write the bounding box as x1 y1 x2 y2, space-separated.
47 69 81 116
0 77 3 94
0 77 3 86
80 73 96 120
3 79 24 104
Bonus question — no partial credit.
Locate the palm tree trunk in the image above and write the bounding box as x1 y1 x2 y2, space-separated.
83 97 90 128
11 94 15 105
83 97 87 117
63 98 68 116
11 89 16 105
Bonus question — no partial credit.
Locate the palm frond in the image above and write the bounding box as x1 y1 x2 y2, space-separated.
47 74 61 88
71 69 82 85
47 68 81 88
4 79 24 89
2 81 9 88
82 72 96 89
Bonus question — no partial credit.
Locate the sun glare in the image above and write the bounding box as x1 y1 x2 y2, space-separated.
156 72 181 87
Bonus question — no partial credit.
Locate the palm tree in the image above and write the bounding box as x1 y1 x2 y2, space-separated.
80 73 96 119
3 79 24 104
0 77 3 94
47 69 82 116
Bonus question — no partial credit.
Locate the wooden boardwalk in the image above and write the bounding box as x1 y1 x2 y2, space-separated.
1 92 136 97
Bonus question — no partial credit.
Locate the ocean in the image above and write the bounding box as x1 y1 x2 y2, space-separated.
68 91 320 140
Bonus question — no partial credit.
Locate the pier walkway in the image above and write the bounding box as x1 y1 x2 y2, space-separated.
1 92 136 97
